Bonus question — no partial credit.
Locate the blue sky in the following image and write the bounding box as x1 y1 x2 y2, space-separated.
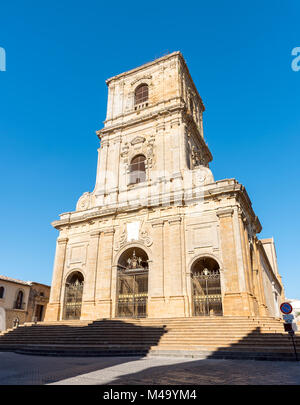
0 0 299 299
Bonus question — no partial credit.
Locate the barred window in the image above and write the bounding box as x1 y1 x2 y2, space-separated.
135 84 148 105
129 154 146 184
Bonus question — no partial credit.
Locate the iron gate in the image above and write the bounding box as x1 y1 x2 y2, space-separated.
116 271 148 318
63 279 84 320
192 270 223 316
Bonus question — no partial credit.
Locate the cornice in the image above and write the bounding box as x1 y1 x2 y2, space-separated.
97 100 185 140
105 51 181 85
52 180 261 232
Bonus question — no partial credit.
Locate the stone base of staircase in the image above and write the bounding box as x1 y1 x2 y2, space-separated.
0 317 299 361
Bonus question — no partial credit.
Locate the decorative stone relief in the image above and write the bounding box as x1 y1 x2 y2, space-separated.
114 220 153 250
121 142 129 158
193 166 214 185
146 136 155 168
76 192 93 211
114 226 127 251
131 136 145 146
139 229 153 247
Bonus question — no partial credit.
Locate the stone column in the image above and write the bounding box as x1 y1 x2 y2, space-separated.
253 238 268 316
94 139 109 206
148 219 165 317
217 208 248 316
44 237 68 321
106 85 114 120
95 227 115 318
170 117 183 201
109 136 121 205
81 230 101 320
155 122 166 182
165 216 185 317
237 210 257 316
232 207 254 316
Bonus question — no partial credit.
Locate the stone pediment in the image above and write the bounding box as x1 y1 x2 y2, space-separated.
130 136 145 146
130 75 152 87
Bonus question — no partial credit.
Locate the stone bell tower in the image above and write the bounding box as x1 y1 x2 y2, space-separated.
86 50 214 212
45 52 284 322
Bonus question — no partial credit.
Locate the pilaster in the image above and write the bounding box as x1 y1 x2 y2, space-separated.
44 237 68 321
95 227 115 318
148 219 165 318
81 230 101 320
217 208 249 316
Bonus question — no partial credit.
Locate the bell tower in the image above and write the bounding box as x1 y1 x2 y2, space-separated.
90 51 214 211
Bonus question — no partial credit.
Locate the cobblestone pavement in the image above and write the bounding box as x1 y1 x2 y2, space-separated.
0 352 299 385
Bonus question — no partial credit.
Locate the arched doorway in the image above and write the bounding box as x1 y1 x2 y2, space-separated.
63 271 84 320
191 257 223 316
116 247 148 318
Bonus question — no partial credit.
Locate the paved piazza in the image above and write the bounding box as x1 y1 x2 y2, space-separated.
0 352 299 385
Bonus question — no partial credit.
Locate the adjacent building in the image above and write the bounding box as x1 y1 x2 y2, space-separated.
44 51 284 322
0 275 50 331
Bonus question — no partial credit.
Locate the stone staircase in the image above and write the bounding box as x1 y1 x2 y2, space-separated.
0 316 299 361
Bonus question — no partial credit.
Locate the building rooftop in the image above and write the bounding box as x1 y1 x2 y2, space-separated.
0 275 32 286
0 275 50 288
105 51 181 84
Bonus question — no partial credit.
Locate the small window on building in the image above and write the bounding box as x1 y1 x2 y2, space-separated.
15 290 24 309
135 84 148 105
129 154 146 184
0 286 4 299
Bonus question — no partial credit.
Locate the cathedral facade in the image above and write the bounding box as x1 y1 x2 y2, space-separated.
45 52 284 322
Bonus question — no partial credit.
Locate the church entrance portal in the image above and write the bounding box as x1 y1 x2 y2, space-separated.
116 248 148 318
63 271 84 320
191 257 223 316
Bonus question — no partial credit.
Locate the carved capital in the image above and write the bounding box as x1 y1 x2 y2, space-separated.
102 227 115 235
90 230 101 238
216 208 234 218
151 219 165 228
57 237 68 245
168 216 182 225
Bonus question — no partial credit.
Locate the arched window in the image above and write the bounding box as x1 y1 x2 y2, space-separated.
15 290 24 309
129 154 146 184
0 286 4 299
135 84 148 105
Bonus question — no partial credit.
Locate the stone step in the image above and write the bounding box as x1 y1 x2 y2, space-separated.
3 326 284 332
1 317 297 361
6 325 285 331
0 344 297 361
